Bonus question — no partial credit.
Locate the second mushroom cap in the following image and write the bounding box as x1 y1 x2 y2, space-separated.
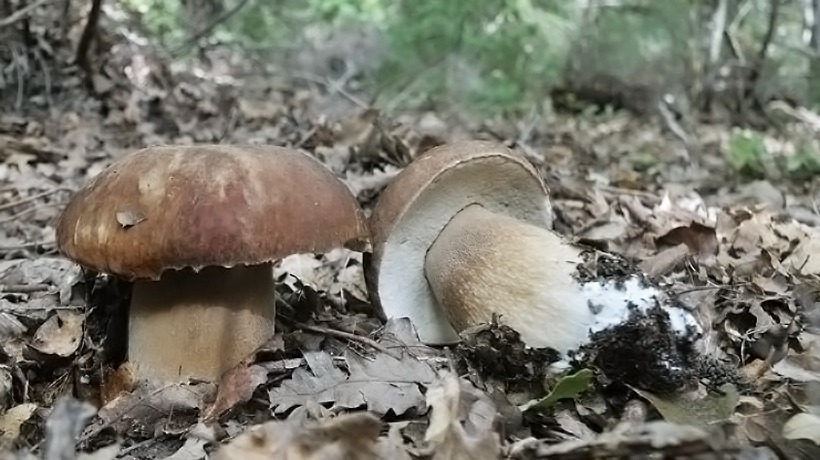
365 140 554 344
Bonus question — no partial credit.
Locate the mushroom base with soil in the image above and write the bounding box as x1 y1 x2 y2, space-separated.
128 263 276 382
424 205 699 354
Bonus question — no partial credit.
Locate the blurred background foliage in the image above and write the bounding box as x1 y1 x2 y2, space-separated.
2 0 819 179
116 0 820 118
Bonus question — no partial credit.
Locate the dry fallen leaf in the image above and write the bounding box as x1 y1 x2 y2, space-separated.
203 364 268 422
43 397 98 460
0 403 37 447
632 384 740 427
29 310 84 357
526 420 720 458
101 363 137 406
212 412 383 460
160 437 208 460
115 210 146 229
76 443 120 460
269 347 436 417
0 367 11 407
98 381 216 433
424 371 500 460
782 412 820 445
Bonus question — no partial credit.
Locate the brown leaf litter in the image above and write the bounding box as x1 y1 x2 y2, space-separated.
3 6 820 457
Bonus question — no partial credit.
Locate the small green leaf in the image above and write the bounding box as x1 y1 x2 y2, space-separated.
728 132 766 179
526 369 594 412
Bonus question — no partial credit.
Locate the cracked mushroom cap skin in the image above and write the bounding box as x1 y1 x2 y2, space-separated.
365 140 553 344
56 144 369 279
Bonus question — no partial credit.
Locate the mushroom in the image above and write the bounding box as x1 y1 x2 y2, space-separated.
56 145 368 382
365 141 698 353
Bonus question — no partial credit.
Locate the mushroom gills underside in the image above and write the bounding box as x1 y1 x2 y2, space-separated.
424 205 698 353
128 262 276 382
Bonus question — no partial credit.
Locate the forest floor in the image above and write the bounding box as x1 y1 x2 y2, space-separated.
1 7 820 460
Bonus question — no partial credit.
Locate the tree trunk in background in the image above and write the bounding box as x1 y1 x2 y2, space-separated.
810 0 820 107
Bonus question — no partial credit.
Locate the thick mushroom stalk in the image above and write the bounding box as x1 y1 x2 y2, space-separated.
129 263 275 382
425 205 698 352
425 205 587 352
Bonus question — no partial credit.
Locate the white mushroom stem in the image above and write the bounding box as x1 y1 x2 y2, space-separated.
424 205 697 353
128 263 276 382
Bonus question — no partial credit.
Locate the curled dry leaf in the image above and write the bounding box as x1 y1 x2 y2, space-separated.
783 238 820 277
424 371 500 460
203 364 268 422
212 412 383 460
782 412 820 445
98 381 216 434
115 210 146 229
632 384 740 427
274 249 366 299
101 363 137 406
0 403 37 447
525 421 718 458
160 437 208 460
76 443 120 460
29 310 84 357
43 397 97 460
0 366 11 407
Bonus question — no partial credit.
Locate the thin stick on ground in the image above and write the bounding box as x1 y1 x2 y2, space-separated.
0 0 54 28
0 203 64 224
0 187 73 213
291 321 401 359
0 241 55 253
0 284 51 293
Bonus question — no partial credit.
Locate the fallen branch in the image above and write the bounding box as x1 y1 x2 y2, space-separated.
0 0 54 28
291 320 401 360
0 283 51 293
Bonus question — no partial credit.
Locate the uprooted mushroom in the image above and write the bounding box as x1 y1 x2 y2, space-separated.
365 141 703 388
56 144 369 383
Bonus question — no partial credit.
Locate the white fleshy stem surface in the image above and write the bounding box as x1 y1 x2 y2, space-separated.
425 205 701 354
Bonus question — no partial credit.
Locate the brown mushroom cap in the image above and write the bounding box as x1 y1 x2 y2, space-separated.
56 144 369 280
365 140 553 344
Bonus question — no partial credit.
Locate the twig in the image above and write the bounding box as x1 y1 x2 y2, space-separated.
118 437 156 456
675 283 746 295
0 188 72 213
76 383 182 447
0 305 79 312
599 185 659 202
756 0 781 67
382 57 448 114
75 0 104 87
291 71 370 109
293 321 401 359
33 47 52 107
0 283 51 293
0 0 54 28
171 0 252 56
708 0 729 66
0 202 64 224
657 99 692 148
13 46 25 111
0 241 55 252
